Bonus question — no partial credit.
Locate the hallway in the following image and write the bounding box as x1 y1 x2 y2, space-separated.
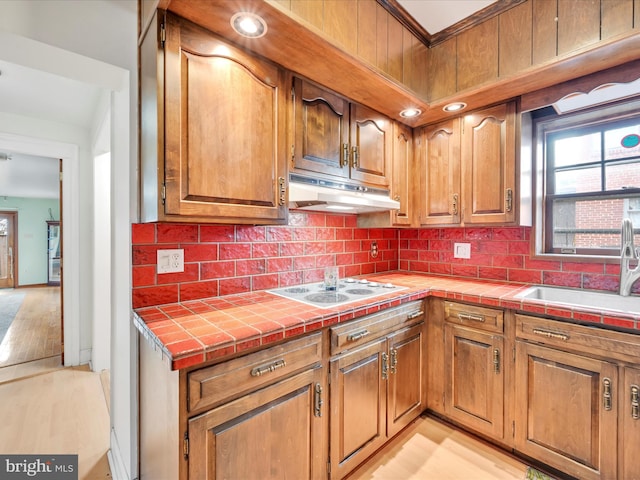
0 286 61 368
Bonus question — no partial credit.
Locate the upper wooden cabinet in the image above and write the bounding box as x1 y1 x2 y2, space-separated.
419 102 517 226
140 12 288 224
291 77 391 188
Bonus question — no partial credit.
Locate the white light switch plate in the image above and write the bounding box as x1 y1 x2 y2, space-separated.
454 243 471 259
157 249 184 274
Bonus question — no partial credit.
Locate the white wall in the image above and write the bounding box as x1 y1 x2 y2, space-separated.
0 2 138 479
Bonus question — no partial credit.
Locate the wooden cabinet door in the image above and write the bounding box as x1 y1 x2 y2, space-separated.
330 338 387 480
350 103 391 187
163 14 287 223
461 102 516 224
444 324 504 440
420 118 461 225
514 341 617 480
391 121 413 226
620 366 640 480
387 324 424 437
188 367 324 480
292 77 350 180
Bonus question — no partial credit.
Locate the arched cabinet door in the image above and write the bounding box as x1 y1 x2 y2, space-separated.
155 12 288 224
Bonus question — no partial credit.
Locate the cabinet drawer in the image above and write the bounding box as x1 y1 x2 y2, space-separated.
516 314 640 363
330 301 424 355
444 301 503 333
187 333 322 413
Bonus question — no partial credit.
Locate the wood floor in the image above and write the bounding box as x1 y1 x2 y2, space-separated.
0 365 111 479
0 286 61 368
350 416 528 480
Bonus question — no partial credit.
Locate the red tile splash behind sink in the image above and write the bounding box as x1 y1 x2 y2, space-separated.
132 212 399 308
133 219 635 310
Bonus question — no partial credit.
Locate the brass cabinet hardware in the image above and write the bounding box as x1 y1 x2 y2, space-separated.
278 177 286 206
532 328 569 341
381 352 388 380
250 359 286 377
394 194 400 201
347 330 370 342
183 432 189 460
457 312 485 323
407 311 424 320
390 348 398 374
493 349 500 374
631 385 640 420
603 378 613 411
452 193 459 216
506 188 513 212
352 145 359 168
314 383 323 417
342 143 349 167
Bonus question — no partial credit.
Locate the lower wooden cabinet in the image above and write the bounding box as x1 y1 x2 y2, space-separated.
444 324 504 440
514 341 617 480
620 366 640 479
188 366 325 480
329 312 425 479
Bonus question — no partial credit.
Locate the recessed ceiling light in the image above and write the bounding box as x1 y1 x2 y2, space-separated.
400 108 422 118
231 12 267 38
443 102 467 112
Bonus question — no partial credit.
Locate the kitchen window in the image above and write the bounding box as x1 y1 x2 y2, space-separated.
535 100 640 257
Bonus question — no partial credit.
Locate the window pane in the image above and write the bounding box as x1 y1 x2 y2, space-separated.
552 198 627 251
605 161 640 190
555 167 601 194
553 132 600 168
604 124 640 160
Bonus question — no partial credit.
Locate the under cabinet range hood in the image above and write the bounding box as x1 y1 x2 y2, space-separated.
288 174 400 214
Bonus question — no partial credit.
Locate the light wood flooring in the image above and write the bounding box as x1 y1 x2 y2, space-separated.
350 416 529 480
0 286 61 368
0 365 111 479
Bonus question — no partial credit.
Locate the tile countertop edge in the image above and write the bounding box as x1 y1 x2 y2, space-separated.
132 273 640 370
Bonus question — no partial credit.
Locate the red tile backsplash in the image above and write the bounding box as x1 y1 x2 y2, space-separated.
132 218 637 309
132 212 399 308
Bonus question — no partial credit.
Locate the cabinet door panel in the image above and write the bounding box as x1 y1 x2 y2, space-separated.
620 366 640 479
421 118 461 225
557 0 600 55
515 342 617 480
330 339 387 479
391 122 413 226
188 367 323 480
293 77 350 179
462 102 516 224
387 324 424 437
164 16 287 222
444 325 504 439
350 104 391 187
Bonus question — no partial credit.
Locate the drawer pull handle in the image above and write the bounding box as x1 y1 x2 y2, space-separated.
347 330 370 342
493 349 500 374
458 312 485 323
250 359 286 377
407 311 424 320
532 328 569 341
382 352 389 380
314 383 323 417
631 385 639 420
603 378 613 411
390 348 398 374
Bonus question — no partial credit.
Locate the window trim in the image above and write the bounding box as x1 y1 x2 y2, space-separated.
533 98 640 259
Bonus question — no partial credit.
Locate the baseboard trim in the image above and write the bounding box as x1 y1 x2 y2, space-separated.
80 348 92 366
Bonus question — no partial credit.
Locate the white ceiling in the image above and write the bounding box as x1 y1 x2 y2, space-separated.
0 59 102 199
398 0 496 34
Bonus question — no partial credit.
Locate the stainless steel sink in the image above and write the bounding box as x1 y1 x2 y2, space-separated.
515 285 640 315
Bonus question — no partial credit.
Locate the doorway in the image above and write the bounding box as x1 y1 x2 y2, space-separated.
0 212 16 289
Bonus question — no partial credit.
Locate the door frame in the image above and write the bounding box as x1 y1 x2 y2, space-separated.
0 211 18 288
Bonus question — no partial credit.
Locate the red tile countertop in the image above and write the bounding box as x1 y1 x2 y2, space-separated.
133 272 640 370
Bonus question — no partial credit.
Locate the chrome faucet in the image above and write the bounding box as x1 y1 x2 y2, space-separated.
620 218 640 296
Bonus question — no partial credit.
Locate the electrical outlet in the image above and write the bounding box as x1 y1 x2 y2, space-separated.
157 249 184 274
370 241 379 258
454 243 471 259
